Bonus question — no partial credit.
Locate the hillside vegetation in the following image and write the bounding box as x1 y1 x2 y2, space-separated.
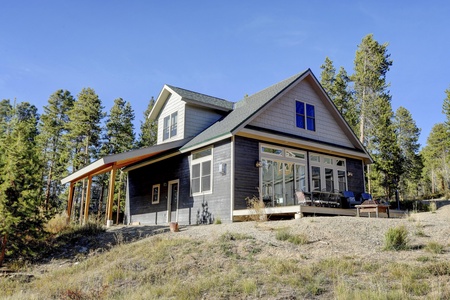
1 206 450 299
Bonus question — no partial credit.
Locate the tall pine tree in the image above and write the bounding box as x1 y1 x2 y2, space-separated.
394 107 422 199
66 88 104 223
137 97 157 148
0 102 44 266
38 90 74 210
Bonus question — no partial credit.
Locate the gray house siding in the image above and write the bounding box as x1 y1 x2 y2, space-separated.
127 139 234 225
191 139 233 224
127 154 191 225
234 136 260 210
346 158 365 197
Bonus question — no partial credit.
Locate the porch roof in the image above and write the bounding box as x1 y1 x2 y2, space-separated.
60 139 189 185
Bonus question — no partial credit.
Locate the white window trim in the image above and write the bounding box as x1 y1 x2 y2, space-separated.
190 146 213 196
309 153 347 191
152 184 160 204
162 111 178 141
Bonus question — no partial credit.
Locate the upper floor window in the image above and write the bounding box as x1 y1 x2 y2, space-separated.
296 101 315 131
163 111 178 141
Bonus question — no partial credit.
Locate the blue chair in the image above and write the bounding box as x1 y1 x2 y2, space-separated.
342 191 362 208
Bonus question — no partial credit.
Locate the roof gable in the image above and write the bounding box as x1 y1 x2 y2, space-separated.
180 70 309 151
148 84 233 122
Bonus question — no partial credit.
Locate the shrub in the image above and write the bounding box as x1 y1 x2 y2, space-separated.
425 241 444 254
45 213 70 234
276 228 309 245
246 196 267 222
384 225 409 251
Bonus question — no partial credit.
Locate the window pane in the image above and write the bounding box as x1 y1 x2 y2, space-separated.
163 116 170 140
296 115 305 129
193 148 212 160
285 162 294 205
307 117 315 131
192 164 200 178
338 170 346 191
312 166 321 191
295 164 306 192
192 178 200 194
170 112 177 137
286 150 305 160
325 168 334 192
262 159 274 203
310 155 320 162
336 159 345 167
306 104 315 117
201 175 211 192
202 161 211 176
296 101 304 114
262 146 283 156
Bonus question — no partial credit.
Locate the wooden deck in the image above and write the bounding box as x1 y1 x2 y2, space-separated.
233 205 407 221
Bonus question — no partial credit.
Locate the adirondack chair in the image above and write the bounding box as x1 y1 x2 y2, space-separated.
342 191 361 208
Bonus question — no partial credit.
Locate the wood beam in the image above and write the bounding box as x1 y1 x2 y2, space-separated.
106 167 117 224
66 182 75 223
84 176 93 224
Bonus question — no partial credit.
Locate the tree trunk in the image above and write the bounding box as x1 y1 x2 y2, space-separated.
98 182 105 221
0 234 7 268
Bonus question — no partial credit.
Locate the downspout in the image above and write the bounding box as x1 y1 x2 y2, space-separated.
230 136 235 222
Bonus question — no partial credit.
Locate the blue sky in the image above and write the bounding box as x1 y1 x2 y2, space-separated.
1 1 449 148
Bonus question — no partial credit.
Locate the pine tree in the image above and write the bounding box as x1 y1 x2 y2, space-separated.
137 97 157 148
38 90 74 210
352 34 393 147
102 98 136 223
370 96 403 199
393 107 423 198
320 57 336 98
421 123 450 195
0 102 44 267
442 85 450 129
66 88 104 223
320 59 358 134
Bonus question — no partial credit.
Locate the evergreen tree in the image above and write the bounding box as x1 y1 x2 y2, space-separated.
421 123 450 195
38 90 74 210
66 88 104 222
103 98 135 155
352 34 393 194
442 85 450 129
101 98 136 223
393 107 423 198
352 34 393 147
0 102 44 266
370 96 403 199
320 59 358 134
320 57 336 98
137 97 157 147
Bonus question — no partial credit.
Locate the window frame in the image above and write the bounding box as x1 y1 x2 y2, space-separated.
295 100 315 132
170 112 178 138
151 184 160 204
309 153 347 192
163 116 170 141
190 146 213 196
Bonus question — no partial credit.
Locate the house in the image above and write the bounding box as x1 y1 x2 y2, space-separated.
61 69 372 225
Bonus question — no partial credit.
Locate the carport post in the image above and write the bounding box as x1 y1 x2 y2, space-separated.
106 167 117 226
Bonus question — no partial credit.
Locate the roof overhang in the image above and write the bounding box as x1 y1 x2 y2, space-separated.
61 139 189 185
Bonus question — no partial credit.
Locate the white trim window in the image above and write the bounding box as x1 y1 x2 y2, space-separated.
152 184 160 204
309 153 347 192
163 111 178 141
260 144 307 206
191 147 213 195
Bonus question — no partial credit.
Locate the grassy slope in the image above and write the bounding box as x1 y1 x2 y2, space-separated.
1 222 450 299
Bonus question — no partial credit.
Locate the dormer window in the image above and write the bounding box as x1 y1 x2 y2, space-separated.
170 112 178 137
163 111 178 141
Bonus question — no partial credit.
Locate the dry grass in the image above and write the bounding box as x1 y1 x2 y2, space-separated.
1 224 450 300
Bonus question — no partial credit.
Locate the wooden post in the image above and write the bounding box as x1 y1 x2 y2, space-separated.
106 167 117 225
66 182 75 223
84 176 93 224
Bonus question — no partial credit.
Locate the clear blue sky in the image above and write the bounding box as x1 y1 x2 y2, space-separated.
1 1 449 148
